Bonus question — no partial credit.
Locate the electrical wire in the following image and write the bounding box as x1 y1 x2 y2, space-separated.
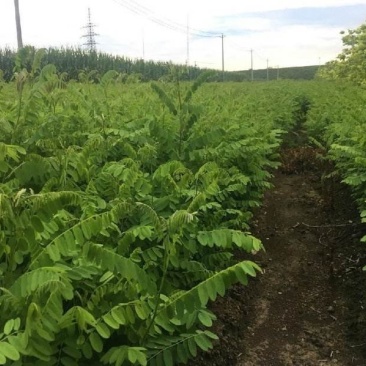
226 38 251 52
111 0 221 38
120 0 220 37
127 0 219 36
255 49 268 62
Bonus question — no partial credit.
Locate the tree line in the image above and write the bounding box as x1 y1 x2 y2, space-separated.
317 22 366 85
0 46 320 83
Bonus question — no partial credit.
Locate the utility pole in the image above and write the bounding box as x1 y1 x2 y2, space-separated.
221 33 225 82
277 65 280 80
14 0 23 49
266 59 269 81
82 8 98 52
142 29 145 60
186 15 190 66
250 49 254 81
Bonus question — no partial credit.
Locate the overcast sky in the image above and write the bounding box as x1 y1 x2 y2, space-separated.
1 0 366 70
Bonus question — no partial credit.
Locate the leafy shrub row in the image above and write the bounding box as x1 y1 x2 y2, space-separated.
0 54 297 364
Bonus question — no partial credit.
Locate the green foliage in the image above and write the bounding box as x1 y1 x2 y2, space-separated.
151 70 217 159
304 81 366 254
0 64 301 364
0 47 218 83
317 22 366 85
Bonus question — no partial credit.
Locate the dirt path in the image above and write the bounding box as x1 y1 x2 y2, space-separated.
190 148 366 366
238 171 359 366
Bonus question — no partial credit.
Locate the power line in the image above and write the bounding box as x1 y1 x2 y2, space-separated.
111 0 221 38
225 39 251 53
101 0 282 73
126 0 220 37
255 49 268 62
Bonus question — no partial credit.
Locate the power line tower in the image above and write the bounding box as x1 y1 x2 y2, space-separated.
82 8 98 52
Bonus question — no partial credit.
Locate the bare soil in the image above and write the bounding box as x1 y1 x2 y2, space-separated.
189 147 366 366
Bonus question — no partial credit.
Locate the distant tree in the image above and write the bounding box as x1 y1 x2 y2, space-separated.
317 22 366 85
14 0 23 49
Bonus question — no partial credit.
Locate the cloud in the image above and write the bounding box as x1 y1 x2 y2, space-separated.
162 0 366 17
1 0 366 70
234 5 366 28
215 16 273 34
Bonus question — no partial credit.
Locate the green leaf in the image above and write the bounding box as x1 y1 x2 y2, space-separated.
89 332 103 353
73 226 85 245
81 220 92 240
103 314 120 330
252 237 262 251
125 305 136 324
212 229 228 247
99 271 114 283
197 286 209 305
241 261 260 277
198 312 213 327
187 338 197 357
127 348 138 363
234 265 248 285
163 349 173 366
136 351 147 366
36 325 55 341
157 261 261 323
96 323 111 339
3 319 14 335
61 356 79 366
62 346 82 359
0 341 20 361
116 350 127 366
31 216 44 232
13 318 21 331
206 279 217 301
204 330 218 340
82 342 93 359
214 275 226 297
7 334 27 352
110 308 126 325
47 244 61 261
84 243 156 293
176 343 188 363
195 333 212 351
76 307 97 329
135 305 149 320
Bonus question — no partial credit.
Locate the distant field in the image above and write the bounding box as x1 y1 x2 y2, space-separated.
227 65 320 81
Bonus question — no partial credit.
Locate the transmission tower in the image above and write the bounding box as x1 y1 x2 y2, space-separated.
82 8 98 52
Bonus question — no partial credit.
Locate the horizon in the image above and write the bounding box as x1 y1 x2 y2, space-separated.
2 0 366 71
0 45 322 73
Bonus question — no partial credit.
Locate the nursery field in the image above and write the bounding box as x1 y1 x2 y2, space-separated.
0 63 366 365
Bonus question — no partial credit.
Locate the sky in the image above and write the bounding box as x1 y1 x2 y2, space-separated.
1 0 366 71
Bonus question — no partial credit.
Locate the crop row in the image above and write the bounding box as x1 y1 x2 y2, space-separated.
0 60 301 365
305 82 366 241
